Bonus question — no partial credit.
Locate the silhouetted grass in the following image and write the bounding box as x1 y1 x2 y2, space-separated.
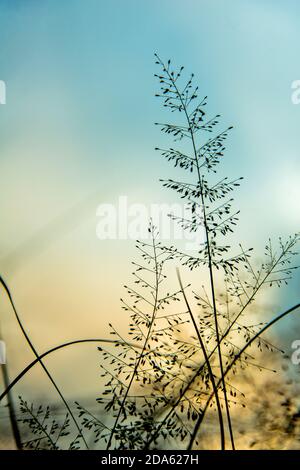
0 55 299 450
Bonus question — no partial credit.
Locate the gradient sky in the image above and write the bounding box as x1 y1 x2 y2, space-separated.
0 0 299 403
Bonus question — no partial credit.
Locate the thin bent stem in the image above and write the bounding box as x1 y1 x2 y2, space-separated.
0 338 142 403
1 362 22 449
0 276 89 450
176 268 225 450
0 320 22 449
187 302 300 449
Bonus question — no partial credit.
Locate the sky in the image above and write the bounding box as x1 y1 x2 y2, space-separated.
0 0 299 405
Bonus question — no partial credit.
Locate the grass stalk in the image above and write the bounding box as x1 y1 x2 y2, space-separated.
176 268 225 449
0 276 89 449
187 302 300 448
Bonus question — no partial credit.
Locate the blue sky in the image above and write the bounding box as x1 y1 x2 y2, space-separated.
0 0 299 398
0 0 299 232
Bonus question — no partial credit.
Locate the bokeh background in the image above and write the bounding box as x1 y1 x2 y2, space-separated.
0 0 299 448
